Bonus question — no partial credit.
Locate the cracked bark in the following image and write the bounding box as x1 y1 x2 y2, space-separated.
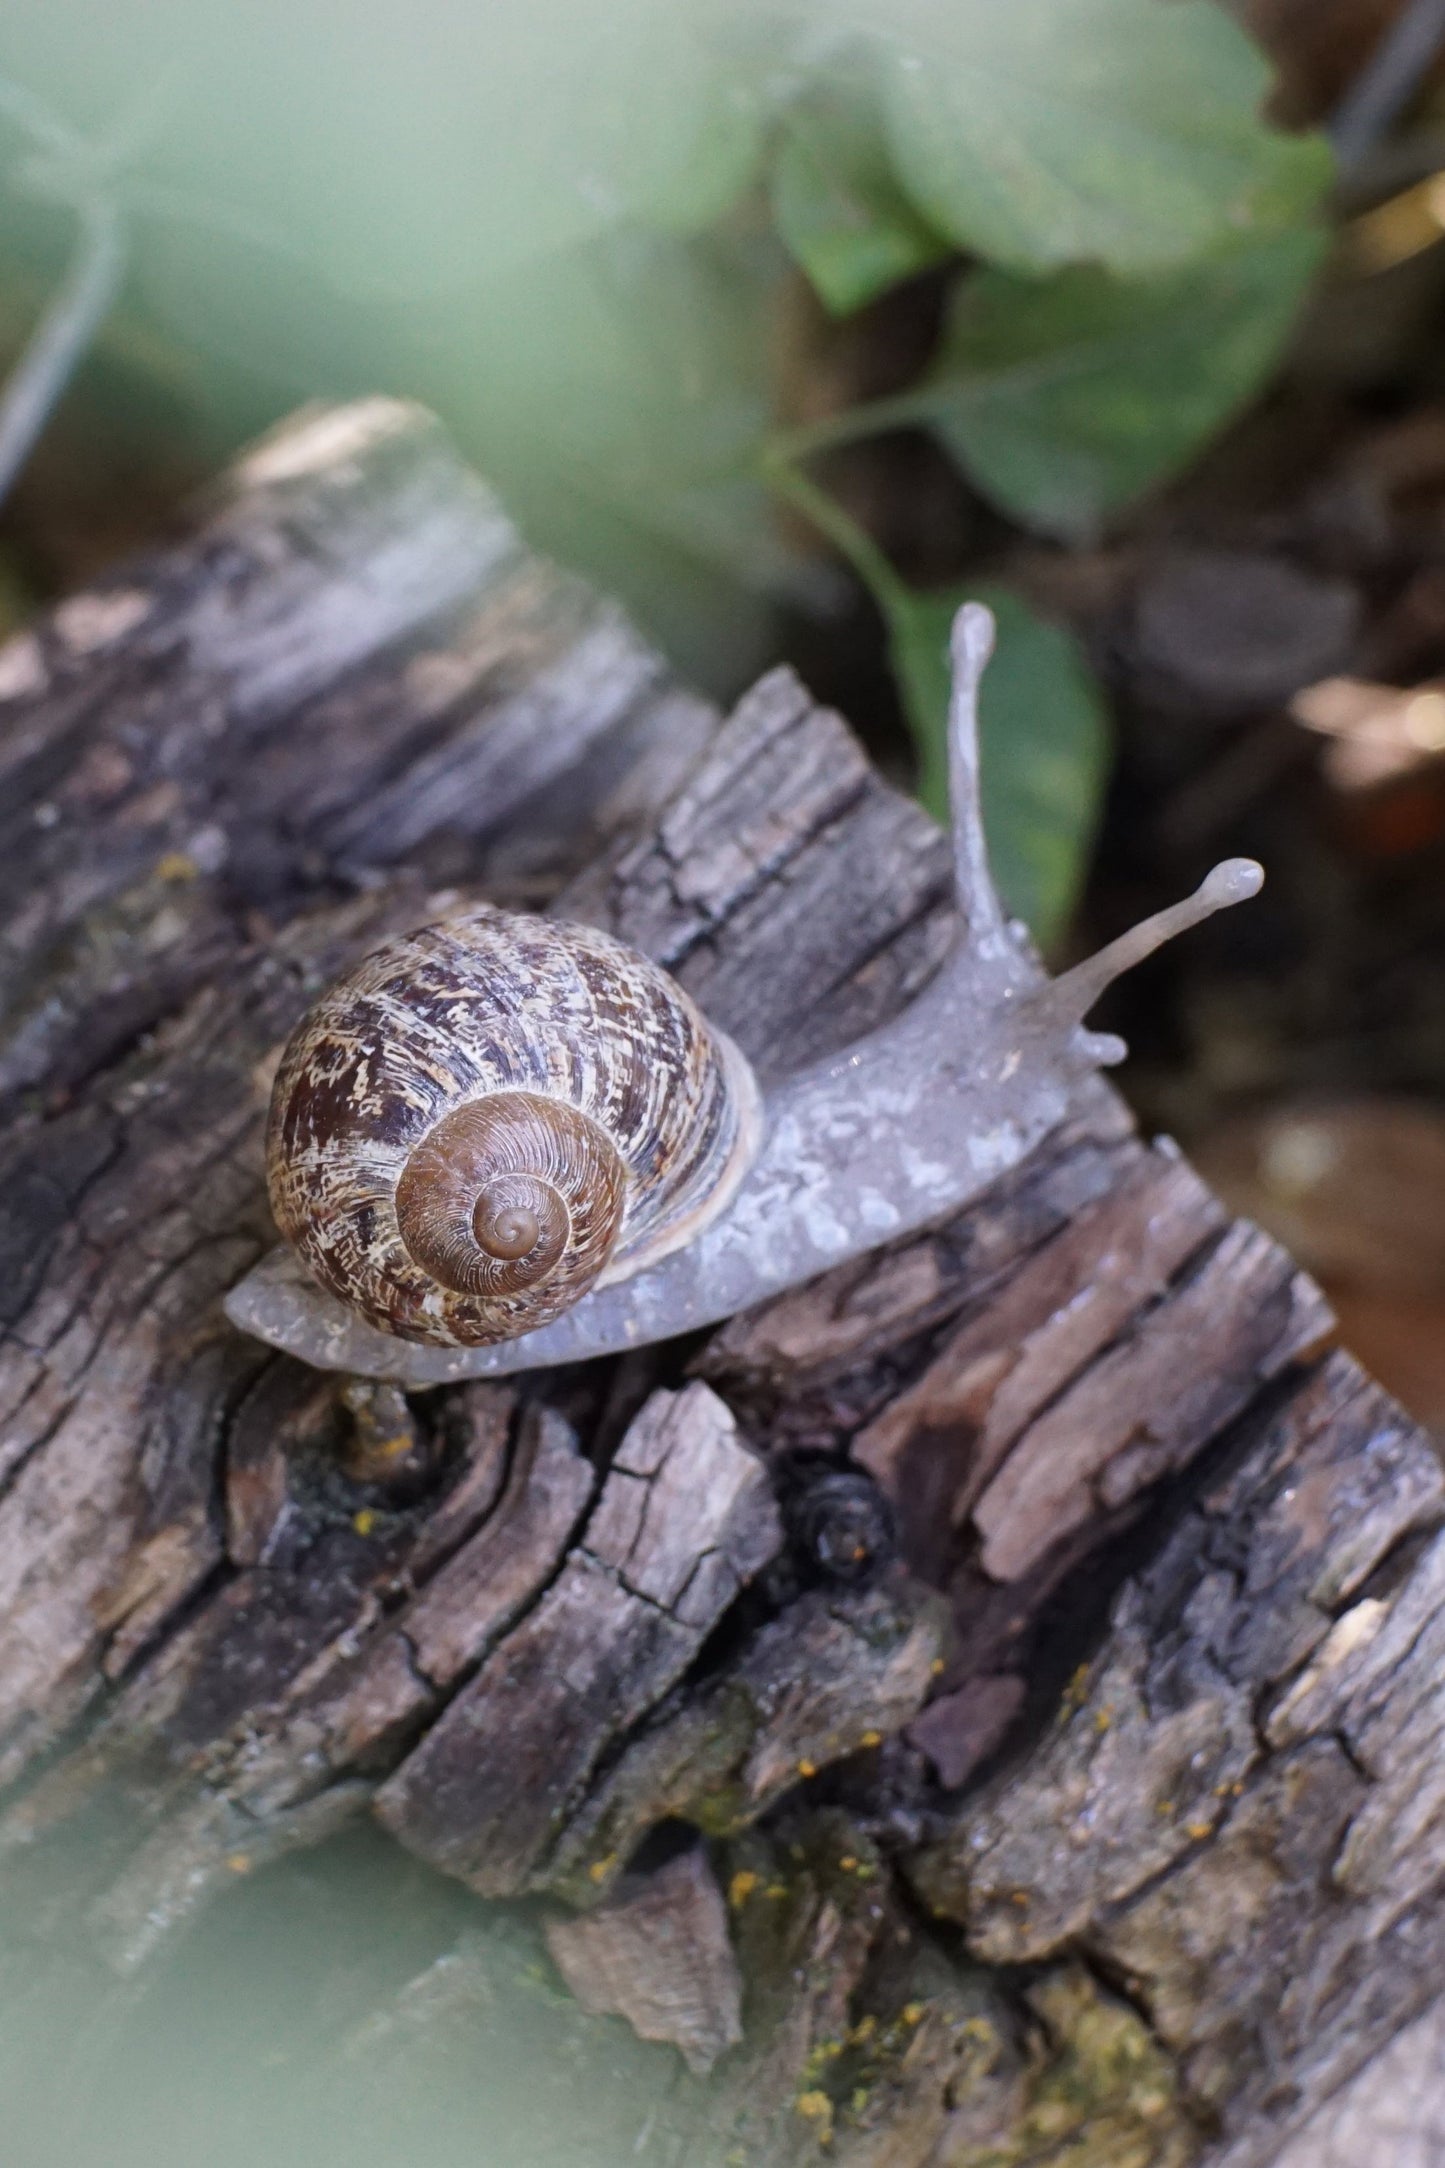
0 396 1440 2166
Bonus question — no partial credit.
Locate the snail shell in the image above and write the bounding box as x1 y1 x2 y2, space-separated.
266 905 762 1347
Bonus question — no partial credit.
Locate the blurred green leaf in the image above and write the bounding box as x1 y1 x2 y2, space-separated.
407 223 796 685
771 82 950 315
581 6 771 235
4 2 771 306
150 7 622 303
925 226 1327 540
0 0 1336 718
886 581 1108 942
879 0 1331 276
449 225 784 530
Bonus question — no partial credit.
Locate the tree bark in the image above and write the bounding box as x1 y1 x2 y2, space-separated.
0 397 1439 2167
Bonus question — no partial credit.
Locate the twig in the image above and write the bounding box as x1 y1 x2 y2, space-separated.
0 70 169 513
1331 0 1445 171
0 194 124 508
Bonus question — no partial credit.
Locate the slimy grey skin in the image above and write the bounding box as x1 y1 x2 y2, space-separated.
226 603 1262 1386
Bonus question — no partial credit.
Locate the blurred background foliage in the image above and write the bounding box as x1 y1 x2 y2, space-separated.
0 0 1331 941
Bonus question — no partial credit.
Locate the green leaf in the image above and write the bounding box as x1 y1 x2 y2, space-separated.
582 7 770 236
771 86 950 314
452 222 782 502
925 226 1327 540
879 0 1331 276
419 225 808 670
886 582 1108 944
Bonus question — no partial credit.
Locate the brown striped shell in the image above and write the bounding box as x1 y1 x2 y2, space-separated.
265 906 762 1347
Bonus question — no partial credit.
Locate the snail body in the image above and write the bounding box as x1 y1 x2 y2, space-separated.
266 907 760 1347
231 605 1262 1383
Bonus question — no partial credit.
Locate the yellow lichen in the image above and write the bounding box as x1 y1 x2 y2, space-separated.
1060 1662 1092 1711
795 2089 834 2139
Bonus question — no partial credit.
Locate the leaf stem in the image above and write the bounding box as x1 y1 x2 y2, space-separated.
759 451 954 810
759 449 910 614
1330 0 1445 170
759 386 953 470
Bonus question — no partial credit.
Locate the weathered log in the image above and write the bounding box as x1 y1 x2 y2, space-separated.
0 397 1439 2167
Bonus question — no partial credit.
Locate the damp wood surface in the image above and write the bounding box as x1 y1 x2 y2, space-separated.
0 397 1442 2168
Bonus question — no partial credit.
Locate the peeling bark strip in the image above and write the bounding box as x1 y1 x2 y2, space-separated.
375 1383 783 1895
0 399 1441 2162
545 1844 744 2077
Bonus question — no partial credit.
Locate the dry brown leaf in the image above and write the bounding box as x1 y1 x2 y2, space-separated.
1195 1097 1445 1427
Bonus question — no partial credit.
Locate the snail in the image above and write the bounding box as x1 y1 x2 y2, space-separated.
227 605 1262 1387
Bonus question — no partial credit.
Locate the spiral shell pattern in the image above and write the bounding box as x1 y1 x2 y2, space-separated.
266 905 761 1346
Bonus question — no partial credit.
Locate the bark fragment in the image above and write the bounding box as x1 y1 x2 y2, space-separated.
545 1845 744 2077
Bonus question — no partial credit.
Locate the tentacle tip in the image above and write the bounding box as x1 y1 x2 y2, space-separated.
1200 857 1265 909
1078 1029 1128 1068
950 601 996 677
